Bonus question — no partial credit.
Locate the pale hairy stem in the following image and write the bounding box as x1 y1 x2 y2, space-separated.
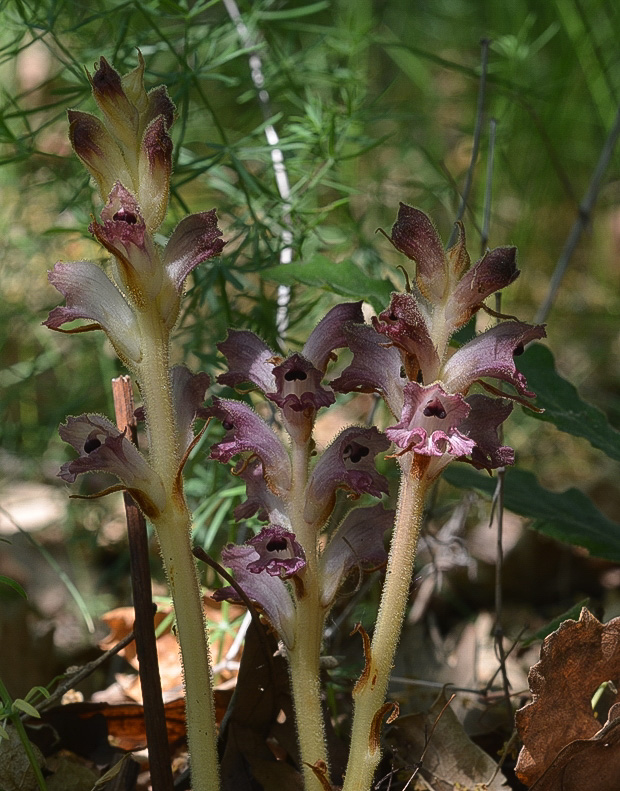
138 314 219 791
342 456 429 791
287 441 329 790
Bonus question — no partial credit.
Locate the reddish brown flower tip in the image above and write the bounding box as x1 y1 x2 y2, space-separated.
390 203 448 302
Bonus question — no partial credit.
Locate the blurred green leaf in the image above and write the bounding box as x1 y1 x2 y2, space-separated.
521 598 589 647
0 575 27 599
443 465 620 562
12 698 40 718
262 254 395 313
516 344 620 462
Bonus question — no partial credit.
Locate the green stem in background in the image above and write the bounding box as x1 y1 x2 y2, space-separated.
137 314 219 791
341 456 429 791
0 677 47 791
287 441 329 790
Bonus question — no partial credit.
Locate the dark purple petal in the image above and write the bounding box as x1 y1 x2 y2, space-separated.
169 366 210 455
217 330 277 393
389 204 448 303
460 395 514 470
68 110 131 197
44 262 141 364
233 458 290 527
213 543 297 648
320 504 393 606
158 210 225 328
144 85 175 131
206 398 291 494
246 526 306 578
162 210 225 290
373 293 440 383
90 57 139 145
90 183 161 298
301 301 365 371
305 426 390 525
137 115 173 231
330 323 405 417
446 246 519 329
386 382 475 459
267 354 335 442
58 414 165 515
441 321 547 397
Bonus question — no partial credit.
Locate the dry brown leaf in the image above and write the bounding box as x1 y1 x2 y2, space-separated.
527 703 620 791
515 607 620 787
99 598 245 701
386 693 509 790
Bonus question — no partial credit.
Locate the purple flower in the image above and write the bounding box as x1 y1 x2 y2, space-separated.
158 209 226 328
387 204 448 303
232 458 290 527
386 382 475 461
44 262 141 366
301 301 365 371
213 529 306 648
90 182 161 301
267 354 335 442
460 395 515 469
373 293 439 383
217 331 278 393
330 323 405 417
45 201 225 351
70 54 176 231
442 321 547 397
58 414 165 517
246 526 306 578
206 398 292 495
445 246 519 330
305 426 390 526
320 504 393 607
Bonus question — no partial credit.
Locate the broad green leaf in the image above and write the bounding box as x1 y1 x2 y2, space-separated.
516 344 620 462
0 575 27 599
443 465 620 562
261 254 394 313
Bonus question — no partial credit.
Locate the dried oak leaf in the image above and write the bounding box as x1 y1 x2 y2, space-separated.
386 693 509 790
515 607 620 787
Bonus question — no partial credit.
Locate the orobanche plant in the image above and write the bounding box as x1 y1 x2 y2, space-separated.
47 57 545 791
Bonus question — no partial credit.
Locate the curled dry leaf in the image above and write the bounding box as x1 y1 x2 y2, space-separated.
516 607 620 788
386 693 509 790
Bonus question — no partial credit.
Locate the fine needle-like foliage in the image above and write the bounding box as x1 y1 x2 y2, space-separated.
2 2 620 791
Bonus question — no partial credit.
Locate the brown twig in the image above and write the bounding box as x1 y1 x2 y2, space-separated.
447 38 491 248
111 375 174 791
36 630 136 713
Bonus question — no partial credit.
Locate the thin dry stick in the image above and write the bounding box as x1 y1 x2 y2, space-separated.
222 0 294 337
536 100 620 323
111 375 174 791
480 114 513 730
36 630 136 713
447 38 491 248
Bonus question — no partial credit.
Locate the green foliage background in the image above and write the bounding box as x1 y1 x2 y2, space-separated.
1 0 619 576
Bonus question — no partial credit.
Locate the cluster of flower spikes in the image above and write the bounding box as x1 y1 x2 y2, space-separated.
331 204 547 480
207 303 395 650
44 55 225 515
